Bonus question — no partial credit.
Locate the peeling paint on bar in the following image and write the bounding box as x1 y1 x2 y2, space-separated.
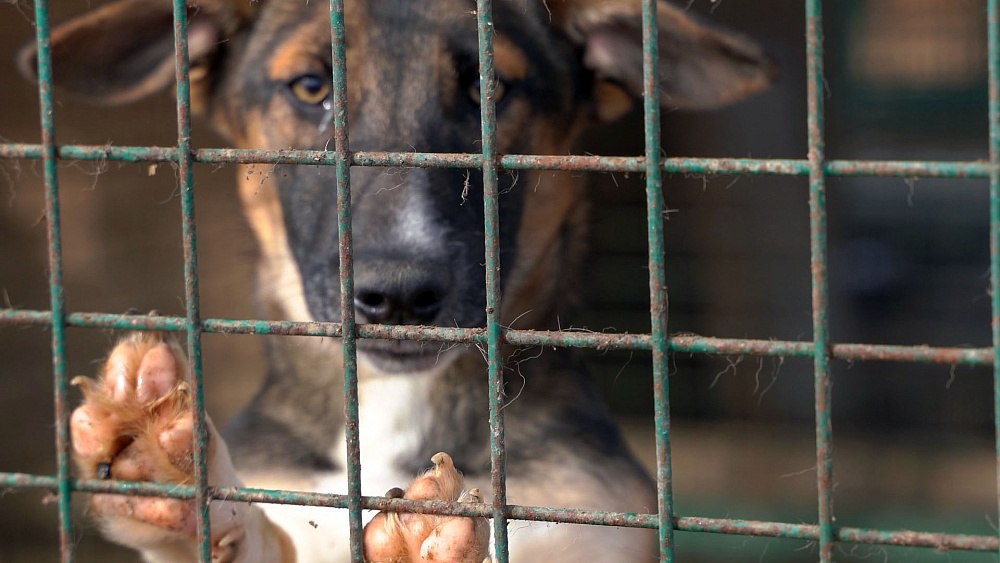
169 0 213 559
804 1 835 561
474 0 511 559
28 0 74 555
836 526 1000 551
4 472 1000 553
324 0 365 559
638 0 675 560
988 0 1000 558
676 516 1000 552
1 309 994 366
1 143 996 179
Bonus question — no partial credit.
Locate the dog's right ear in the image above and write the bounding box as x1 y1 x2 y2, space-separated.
18 0 253 108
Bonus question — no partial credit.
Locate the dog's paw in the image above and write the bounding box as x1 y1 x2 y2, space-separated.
363 452 490 563
70 332 251 560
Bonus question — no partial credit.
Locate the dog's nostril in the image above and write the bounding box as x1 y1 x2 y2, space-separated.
411 289 444 320
357 292 385 308
355 291 393 321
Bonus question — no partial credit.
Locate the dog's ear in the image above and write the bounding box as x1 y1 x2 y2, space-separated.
18 0 253 110
552 0 777 121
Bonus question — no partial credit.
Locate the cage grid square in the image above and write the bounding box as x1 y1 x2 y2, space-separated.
1 0 999 562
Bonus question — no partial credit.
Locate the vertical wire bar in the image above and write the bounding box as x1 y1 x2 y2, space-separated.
31 0 74 559
988 0 1000 558
170 1 212 560
475 0 509 560
640 1 674 560
805 0 834 560
328 1 363 560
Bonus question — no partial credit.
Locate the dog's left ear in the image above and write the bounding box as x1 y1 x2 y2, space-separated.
553 0 778 121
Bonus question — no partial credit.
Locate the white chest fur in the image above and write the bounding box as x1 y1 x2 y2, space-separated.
249 369 656 562
255 373 435 562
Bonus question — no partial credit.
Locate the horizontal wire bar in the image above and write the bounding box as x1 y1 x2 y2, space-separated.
0 143 993 178
1 471 995 552
0 308 991 365
675 516 999 552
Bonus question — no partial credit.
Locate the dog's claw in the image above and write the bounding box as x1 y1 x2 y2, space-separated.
96 462 112 480
363 452 490 563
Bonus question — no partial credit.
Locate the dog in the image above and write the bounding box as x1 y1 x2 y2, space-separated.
20 0 774 560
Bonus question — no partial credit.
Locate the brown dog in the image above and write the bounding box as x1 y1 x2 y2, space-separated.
21 0 774 560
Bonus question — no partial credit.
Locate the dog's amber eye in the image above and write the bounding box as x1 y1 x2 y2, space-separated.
289 74 331 106
468 77 507 106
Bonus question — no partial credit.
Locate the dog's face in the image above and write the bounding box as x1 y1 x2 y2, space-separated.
21 0 775 374
216 0 588 372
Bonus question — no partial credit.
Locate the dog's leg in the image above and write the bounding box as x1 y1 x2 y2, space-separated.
71 333 294 563
364 452 490 563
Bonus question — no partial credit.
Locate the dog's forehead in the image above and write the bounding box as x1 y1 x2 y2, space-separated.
228 0 581 147
352 0 553 30
248 0 559 62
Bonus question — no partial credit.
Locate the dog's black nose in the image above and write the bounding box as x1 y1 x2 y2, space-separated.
354 286 444 325
353 263 447 325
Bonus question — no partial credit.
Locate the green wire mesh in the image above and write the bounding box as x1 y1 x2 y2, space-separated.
1 1 1000 562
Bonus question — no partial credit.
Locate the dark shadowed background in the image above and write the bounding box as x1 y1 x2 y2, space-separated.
2 0 997 561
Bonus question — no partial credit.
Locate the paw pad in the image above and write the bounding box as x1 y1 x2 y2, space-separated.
363 452 490 563
71 332 194 483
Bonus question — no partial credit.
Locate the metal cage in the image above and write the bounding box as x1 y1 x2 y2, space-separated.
1 0 1000 562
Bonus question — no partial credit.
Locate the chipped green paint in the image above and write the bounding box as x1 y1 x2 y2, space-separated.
474 0 511 560
168 0 212 560
6 470 1000 553
639 1 675 560
4 142 998 178
989 0 1000 560
28 0 74 557
805 1 835 561
326 1 364 560
2 309 997 367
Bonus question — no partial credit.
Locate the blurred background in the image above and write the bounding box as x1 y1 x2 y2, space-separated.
1 0 997 561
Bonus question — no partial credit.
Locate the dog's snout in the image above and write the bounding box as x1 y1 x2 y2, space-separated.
353 263 448 325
